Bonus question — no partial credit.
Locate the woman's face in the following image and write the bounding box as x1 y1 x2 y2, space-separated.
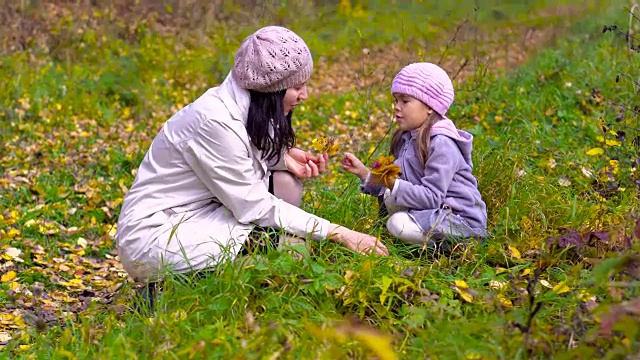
283 83 308 114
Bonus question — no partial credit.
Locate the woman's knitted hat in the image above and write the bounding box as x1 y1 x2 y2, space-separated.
391 62 454 116
232 26 314 93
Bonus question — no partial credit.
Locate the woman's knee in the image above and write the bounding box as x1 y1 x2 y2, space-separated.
272 171 303 207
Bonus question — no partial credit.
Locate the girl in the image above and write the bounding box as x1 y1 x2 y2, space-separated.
342 62 488 250
116 26 388 283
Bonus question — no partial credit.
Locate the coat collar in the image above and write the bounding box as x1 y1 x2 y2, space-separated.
216 71 250 124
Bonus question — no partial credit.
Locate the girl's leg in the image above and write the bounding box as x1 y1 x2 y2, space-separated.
386 211 425 245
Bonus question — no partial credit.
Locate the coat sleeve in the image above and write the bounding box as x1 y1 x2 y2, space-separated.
359 172 385 197
182 118 330 241
390 136 460 209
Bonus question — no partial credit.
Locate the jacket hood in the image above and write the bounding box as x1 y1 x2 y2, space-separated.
430 118 475 167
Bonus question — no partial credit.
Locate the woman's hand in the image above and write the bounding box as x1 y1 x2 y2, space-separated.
341 152 369 182
285 148 328 179
327 224 389 256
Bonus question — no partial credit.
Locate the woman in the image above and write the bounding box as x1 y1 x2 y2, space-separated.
115 26 388 282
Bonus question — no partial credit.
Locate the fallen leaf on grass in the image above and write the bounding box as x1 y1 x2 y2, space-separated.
0 331 11 345
4 247 23 262
581 166 594 178
453 279 474 303
307 317 397 360
586 147 604 156
496 293 513 308
1 271 17 283
558 176 571 187
552 282 570 294
507 246 521 259
539 279 552 288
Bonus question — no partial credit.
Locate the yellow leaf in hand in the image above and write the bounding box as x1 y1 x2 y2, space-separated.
370 155 402 188
311 136 340 156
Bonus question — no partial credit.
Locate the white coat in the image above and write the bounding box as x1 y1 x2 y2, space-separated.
115 72 330 281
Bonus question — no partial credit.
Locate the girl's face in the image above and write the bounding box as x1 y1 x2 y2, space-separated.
393 93 432 131
284 83 308 114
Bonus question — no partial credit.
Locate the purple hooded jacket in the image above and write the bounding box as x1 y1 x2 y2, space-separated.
362 119 488 239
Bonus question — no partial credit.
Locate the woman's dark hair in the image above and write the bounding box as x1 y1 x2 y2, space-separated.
246 89 295 164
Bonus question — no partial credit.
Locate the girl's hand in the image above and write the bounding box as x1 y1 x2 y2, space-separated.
341 152 368 181
369 172 396 189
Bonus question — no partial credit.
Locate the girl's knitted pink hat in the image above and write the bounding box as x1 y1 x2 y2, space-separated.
232 26 314 93
391 62 454 116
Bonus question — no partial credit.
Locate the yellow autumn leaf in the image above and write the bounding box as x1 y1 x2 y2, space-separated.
604 139 621 147
1 270 17 283
458 291 473 303
496 293 513 308
453 280 474 302
309 319 397 360
352 330 397 360
14 315 26 328
108 224 117 238
586 147 604 156
552 282 571 294
521 268 532 276
370 155 402 187
5 228 20 239
8 282 21 291
311 136 340 156
465 352 487 360
508 246 521 259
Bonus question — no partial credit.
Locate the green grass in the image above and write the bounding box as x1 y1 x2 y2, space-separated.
0 0 639 359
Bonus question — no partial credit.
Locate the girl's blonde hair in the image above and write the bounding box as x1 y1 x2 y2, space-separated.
390 110 443 165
